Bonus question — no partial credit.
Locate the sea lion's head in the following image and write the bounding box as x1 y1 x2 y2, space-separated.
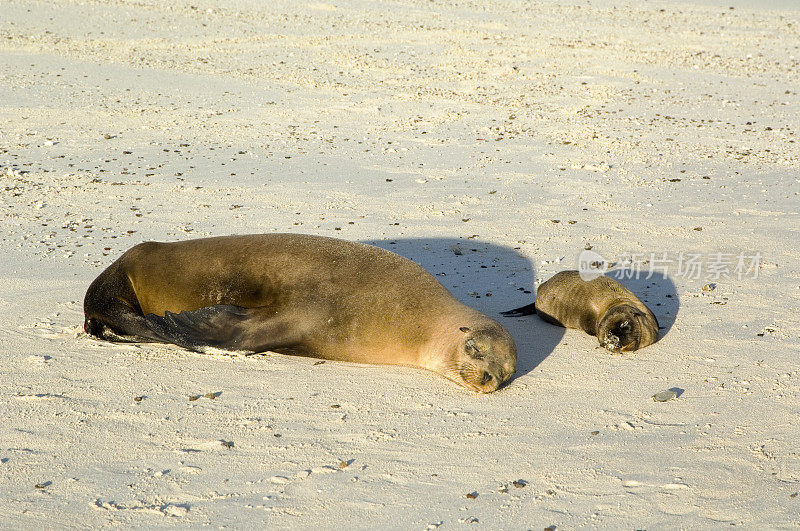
597 304 659 353
446 324 517 393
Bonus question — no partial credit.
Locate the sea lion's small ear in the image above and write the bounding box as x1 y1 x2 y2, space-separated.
465 338 483 359
459 326 470 333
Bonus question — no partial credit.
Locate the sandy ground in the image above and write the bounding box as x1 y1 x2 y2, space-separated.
2 0 799 527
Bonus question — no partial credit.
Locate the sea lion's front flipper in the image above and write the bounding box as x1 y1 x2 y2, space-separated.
500 302 537 317
144 305 301 353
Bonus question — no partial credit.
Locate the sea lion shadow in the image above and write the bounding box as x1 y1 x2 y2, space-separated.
365 237 561 380
606 269 679 339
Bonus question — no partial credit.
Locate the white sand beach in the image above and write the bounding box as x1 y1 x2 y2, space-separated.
1 0 799 527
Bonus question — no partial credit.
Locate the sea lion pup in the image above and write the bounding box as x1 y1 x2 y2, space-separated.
502 270 659 353
84 234 516 392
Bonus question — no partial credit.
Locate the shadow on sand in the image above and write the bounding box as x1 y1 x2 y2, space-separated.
365 237 563 381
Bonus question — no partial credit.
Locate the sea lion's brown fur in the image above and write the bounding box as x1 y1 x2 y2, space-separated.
83 234 517 392
503 270 659 352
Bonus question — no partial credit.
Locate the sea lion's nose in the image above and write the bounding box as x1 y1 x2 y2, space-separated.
481 371 493 385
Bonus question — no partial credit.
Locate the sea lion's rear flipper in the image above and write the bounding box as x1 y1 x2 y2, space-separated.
144 305 301 353
500 302 537 317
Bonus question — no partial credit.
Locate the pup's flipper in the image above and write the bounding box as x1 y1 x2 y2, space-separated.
500 302 537 317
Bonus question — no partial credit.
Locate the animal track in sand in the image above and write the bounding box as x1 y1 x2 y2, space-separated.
620 478 695 516
94 499 190 517
609 420 644 431
14 392 67 400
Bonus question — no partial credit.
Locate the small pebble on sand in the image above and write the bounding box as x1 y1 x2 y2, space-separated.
653 390 678 402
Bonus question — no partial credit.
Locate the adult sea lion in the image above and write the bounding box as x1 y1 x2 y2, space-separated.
502 270 659 352
84 234 517 392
